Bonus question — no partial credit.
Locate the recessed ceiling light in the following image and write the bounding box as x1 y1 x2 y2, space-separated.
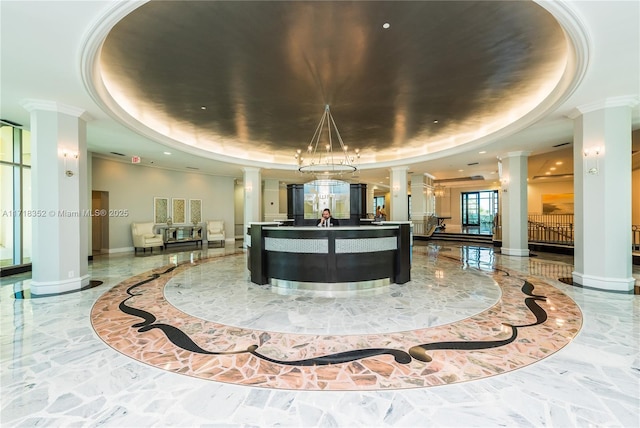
550 167 556 171
163 152 171 155
200 106 207 110
556 161 563 165
382 23 390 29
545 172 551 175
479 151 486 154
458 169 464 172
433 120 439 124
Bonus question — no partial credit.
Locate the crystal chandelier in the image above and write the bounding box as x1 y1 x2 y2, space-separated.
295 105 360 176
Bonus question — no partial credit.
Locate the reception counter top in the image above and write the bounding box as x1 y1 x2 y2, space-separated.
248 224 411 289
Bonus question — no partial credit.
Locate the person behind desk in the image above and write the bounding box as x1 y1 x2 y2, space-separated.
317 208 340 227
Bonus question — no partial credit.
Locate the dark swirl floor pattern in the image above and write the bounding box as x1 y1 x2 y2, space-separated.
90 252 582 390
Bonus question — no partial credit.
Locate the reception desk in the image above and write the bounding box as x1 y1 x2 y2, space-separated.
248 223 411 288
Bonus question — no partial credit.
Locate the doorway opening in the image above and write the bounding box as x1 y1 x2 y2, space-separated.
91 191 109 254
461 190 498 234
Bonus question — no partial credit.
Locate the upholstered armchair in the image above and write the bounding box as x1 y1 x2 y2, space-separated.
206 220 225 247
131 222 164 253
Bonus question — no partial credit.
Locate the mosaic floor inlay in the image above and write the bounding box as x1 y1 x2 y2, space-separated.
90 250 583 391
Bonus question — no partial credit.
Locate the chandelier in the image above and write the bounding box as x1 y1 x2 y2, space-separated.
434 185 446 198
295 105 360 176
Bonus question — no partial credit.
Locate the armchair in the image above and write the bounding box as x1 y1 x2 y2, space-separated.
206 220 225 247
131 222 164 253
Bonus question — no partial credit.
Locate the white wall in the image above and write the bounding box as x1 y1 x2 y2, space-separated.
92 156 235 251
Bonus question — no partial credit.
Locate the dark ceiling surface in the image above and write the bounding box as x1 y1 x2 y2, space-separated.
100 1 567 166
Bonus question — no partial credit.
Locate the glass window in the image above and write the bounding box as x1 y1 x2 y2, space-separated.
0 126 14 163
0 163 15 267
22 131 31 166
22 168 32 264
0 125 31 268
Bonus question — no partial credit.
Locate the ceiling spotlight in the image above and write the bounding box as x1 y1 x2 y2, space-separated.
382 23 390 29
433 120 439 124
163 152 171 155
200 106 207 110
479 151 486 154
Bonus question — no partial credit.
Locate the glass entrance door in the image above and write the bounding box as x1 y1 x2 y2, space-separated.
462 190 499 233
462 192 480 226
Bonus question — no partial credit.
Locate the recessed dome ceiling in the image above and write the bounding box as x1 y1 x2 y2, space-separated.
98 1 569 168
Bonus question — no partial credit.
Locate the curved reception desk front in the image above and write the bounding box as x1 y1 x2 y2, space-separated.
248 223 411 289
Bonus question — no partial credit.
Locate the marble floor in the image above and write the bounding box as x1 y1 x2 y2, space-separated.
1 241 639 427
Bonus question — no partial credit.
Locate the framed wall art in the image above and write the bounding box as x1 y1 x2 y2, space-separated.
189 199 202 224
171 198 186 224
542 193 574 214
154 197 169 224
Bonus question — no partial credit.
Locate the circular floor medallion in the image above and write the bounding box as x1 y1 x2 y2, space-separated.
91 253 582 391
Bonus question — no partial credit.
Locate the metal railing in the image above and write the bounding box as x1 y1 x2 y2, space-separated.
412 215 438 237
527 214 574 245
494 216 640 252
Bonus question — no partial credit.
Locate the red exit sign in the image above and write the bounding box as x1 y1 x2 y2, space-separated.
131 156 141 164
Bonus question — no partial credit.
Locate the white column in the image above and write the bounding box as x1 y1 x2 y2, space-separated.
243 167 261 248
390 166 409 221
22 100 91 295
501 151 530 257
366 186 375 218
569 97 638 292
263 179 279 221
410 173 429 223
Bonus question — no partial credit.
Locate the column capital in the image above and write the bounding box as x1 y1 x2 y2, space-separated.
503 151 531 159
21 99 92 121
568 95 639 119
242 166 261 174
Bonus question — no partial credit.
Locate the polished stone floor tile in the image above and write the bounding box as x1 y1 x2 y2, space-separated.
1 242 639 427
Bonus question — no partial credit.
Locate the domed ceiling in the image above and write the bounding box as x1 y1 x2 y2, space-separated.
97 1 569 170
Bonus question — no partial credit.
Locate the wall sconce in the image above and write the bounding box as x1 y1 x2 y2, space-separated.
392 183 400 197
583 147 601 175
500 177 509 193
63 151 78 177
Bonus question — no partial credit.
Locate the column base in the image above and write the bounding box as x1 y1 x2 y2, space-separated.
572 272 636 293
501 247 530 257
30 274 91 295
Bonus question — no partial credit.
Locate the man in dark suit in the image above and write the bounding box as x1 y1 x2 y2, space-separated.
317 208 340 227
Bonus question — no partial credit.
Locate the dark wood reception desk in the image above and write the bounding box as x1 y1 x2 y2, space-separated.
248 223 411 289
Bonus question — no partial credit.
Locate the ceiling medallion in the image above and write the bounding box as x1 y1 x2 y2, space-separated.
295 105 360 177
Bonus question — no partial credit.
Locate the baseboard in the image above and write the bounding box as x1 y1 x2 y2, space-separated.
108 246 134 254
0 264 32 277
